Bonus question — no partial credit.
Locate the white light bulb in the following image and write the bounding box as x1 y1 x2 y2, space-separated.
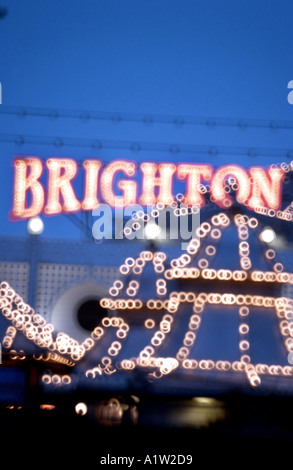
27 216 44 235
144 221 162 240
75 402 87 415
260 227 276 244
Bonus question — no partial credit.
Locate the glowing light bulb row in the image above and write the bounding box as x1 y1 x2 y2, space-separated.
8 349 26 360
100 316 130 341
85 366 102 379
211 213 231 227
118 251 167 278
237 305 260 386
174 214 223 264
100 297 143 310
2 326 17 349
136 356 179 377
276 300 293 352
165 267 201 280
125 280 140 297
4 280 289 381
86 356 117 377
181 358 293 378
108 341 122 357
253 205 293 221
146 299 167 310
171 212 231 273
0 283 56 350
41 373 72 386
236 218 253 271
138 313 175 365
255 364 293 376
53 332 95 361
3 204 293 388
107 250 168 302
156 279 167 296
270 161 293 173
93 290 293 383
0 282 104 363
105 290 285 313
127 197 202 238
158 357 179 375
119 359 136 370
34 352 75 367
186 238 201 256
175 298 205 361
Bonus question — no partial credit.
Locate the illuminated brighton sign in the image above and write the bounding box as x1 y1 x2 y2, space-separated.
11 157 285 219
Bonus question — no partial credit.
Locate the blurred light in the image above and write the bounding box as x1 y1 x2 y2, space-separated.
40 404 56 411
120 403 129 411
192 397 223 406
75 402 88 416
288 352 293 365
168 398 226 429
144 221 162 240
27 216 44 235
259 227 276 244
95 398 123 426
130 395 140 403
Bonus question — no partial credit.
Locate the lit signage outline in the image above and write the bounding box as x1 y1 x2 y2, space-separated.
11 157 285 219
1 210 293 388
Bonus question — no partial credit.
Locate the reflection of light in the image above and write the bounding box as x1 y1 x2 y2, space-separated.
27 216 44 235
40 404 56 411
260 227 276 243
75 402 88 416
131 395 140 403
192 397 223 406
168 398 226 429
95 398 123 426
144 221 162 240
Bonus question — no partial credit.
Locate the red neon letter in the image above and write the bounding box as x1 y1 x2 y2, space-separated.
12 157 44 218
177 164 212 206
81 160 102 210
248 166 285 210
139 162 176 205
45 158 81 215
100 160 137 207
210 165 251 208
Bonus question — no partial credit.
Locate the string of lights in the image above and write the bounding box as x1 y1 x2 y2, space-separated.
1 209 293 388
1 105 293 131
1 132 293 159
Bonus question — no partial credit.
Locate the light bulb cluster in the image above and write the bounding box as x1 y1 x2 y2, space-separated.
1 208 293 390
95 211 293 386
0 281 98 363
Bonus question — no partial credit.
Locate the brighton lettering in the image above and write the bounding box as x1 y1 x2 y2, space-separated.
11 157 285 219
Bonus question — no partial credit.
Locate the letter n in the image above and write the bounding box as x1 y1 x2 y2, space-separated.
248 166 285 210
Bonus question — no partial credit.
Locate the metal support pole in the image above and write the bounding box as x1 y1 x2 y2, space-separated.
28 234 40 308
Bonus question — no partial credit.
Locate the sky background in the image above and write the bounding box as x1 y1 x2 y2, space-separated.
0 0 293 239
